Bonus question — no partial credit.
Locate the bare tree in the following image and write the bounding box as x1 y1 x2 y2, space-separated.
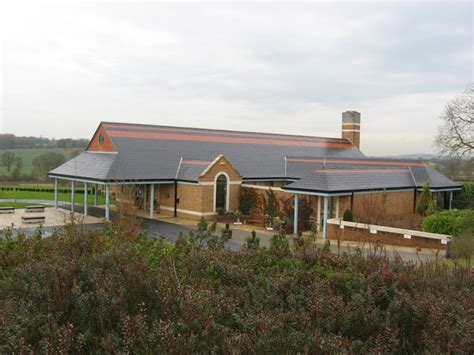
435 84 474 157
1 151 16 173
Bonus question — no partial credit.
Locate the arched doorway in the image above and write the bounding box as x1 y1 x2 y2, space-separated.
215 174 228 212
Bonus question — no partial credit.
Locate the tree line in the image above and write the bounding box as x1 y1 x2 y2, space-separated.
0 150 75 181
0 134 88 149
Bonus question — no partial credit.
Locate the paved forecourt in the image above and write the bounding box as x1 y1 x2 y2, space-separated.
0 207 102 229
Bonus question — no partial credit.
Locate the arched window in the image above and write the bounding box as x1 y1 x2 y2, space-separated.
215 174 228 211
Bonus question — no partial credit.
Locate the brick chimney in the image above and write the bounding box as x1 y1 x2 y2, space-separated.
342 111 361 149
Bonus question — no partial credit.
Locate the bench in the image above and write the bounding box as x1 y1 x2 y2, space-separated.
247 214 270 227
0 207 15 214
21 215 46 224
25 206 45 213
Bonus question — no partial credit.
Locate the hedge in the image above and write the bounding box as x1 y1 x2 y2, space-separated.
0 186 96 194
453 182 474 209
0 218 472 353
422 209 471 235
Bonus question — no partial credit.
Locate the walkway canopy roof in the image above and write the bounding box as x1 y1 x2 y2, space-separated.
283 157 460 195
49 122 460 194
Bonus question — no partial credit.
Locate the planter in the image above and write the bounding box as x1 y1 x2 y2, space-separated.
216 215 238 223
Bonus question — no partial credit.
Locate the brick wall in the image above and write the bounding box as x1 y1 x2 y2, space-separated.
87 124 116 152
327 222 448 250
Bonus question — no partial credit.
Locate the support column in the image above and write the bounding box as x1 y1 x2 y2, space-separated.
149 184 155 219
322 195 329 240
84 182 88 216
71 181 75 213
54 178 58 209
293 193 299 235
449 191 453 210
317 196 321 232
94 184 98 206
105 184 110 221
335 196 340 219
350 192 354 213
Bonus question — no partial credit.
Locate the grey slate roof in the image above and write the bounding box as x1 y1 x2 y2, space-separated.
283 157 460 193
49 122 461 193
49 152 117 181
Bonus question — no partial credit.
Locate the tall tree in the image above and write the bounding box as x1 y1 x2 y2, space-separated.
435 84 474 157
32 152 66 178
11 156 23 180
1 151 16 173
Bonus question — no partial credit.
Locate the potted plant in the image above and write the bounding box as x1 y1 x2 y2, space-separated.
234 209 243 225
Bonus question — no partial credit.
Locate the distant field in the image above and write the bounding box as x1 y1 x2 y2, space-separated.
0 148 80 176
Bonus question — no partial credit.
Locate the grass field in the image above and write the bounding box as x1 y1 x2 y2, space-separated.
0 148 81 176
0 187 106 205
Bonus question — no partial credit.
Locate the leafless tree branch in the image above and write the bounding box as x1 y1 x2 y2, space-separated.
435 83 474 157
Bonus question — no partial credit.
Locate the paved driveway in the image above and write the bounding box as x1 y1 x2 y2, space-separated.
13 204 242 251
6 203 442 262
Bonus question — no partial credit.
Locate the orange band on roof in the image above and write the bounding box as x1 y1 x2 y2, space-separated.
314 169 410 174
181 160 211 165
107 130 354 149
103 123 347 144
289 158 426 167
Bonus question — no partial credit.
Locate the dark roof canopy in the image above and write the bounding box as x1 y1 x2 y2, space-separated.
49 122 460 194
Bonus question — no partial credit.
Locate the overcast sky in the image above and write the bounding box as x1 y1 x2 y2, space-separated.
0 1 472 155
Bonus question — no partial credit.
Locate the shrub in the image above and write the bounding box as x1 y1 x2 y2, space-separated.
1 219 473 353
245 230 260 250
453 182 474 209
239 187 256 215
417 183 434 216
450 210 474 264
343 209 353 222
264 188 279 219
422 209 471 235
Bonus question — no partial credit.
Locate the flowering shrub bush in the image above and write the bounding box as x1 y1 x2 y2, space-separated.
1 218 473 353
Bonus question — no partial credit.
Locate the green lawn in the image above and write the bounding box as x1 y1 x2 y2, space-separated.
0 148 81 176
0 187 106 205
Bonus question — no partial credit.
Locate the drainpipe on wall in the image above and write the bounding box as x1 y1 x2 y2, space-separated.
413 187 417 213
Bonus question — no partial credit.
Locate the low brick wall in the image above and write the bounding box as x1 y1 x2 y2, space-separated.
327 219 450 250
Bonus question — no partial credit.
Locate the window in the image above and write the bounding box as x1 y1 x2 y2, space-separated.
98 134 105 145
215 174 228 211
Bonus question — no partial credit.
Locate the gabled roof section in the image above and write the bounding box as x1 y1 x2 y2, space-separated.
176 158 213 182
199 155 242 182
86 123 117 152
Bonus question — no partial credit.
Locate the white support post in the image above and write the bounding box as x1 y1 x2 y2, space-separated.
94 184 98 206
84 182 88 216
449 191 453 210
293 193 299 235
317 195 321 232
149 184 155 219
335 197 340 219
71 181 75 213
54 178 58 209
105 184 110 221
322 196 329 240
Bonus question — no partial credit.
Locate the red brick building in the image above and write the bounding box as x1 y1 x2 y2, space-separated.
49 112 460 239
